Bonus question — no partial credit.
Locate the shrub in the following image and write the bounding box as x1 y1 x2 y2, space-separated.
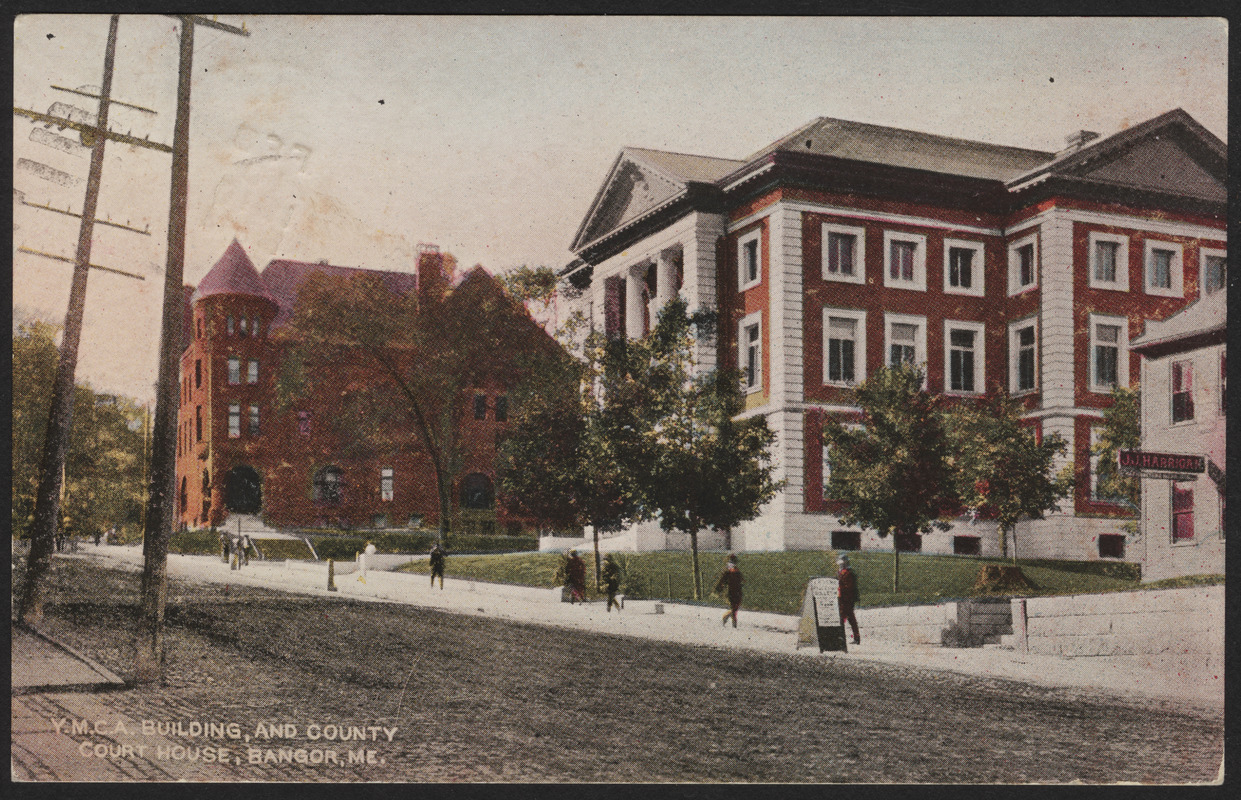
169 531 225 556
444 533 537 554
253 538 316 561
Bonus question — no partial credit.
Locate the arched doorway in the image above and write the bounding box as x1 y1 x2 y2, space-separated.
460 472 494 510
225 465 262 514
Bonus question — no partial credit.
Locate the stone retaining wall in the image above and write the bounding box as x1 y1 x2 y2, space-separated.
855 598 1012 647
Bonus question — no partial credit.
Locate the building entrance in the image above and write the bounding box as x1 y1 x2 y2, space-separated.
225 465 262 514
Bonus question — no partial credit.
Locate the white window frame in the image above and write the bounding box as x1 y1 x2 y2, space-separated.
1143 239 1183 297
1200 247 1226 296
228 403 241 439
247 359 259 384
943 320 986 395
739 311 762 394
822 307 867 387
882 230 927 291
942 238 985 297
883 312 927 374
1008 317 1039 395
380 467 394 502
227 356 240 385
821 222 866 285
1087 231 1130 291
1007 232 1039 295
248 405 260 436
738 229 762 291
1088 312 1129 394
1170 359 1195 425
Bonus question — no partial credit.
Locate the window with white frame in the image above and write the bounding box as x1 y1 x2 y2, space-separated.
247 359 259 384
883 231 927 291
228 403 241 438
822 422 863 499
739 312 762 393
1008 233 1038 295
944 320 985 394
738 229 761 291
884 313 926 370
1088 231 1129 291
1200 248 1226 296
822 223 866 284
1008 318 1038 393
380 467 394 502
1089 426 1102 500
248 405 260 436
226 315 235 335
1171 360 1194 423
227 356 240 385
823 308 866 386
943 239 984 296
1144 240 1183 297
1172 481 1195 541
1089 314 1128 393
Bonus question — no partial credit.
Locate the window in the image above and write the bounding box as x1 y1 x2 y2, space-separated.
943 239 984 296
1171 361 1194 423
313 466 343 505
883 231 926 291
1008 233 1038 294
227 315 235 335
227 357 240 385
831 531 861 551
248 405 260 436
196 405 203 442
944 321 985 394
822 223 866 284
228 403 241 438
1098 534 1125 559
738 229 761 290
1144 240 1183 297
247 360 259 384
823 308 866 386
1009 320 1037 393
604 275 625 339
474 394 487 420
252 316 261 337
195 359 202 389
1089 314 1128 393
1089 426 1103 501
822 422 863 499
1088 232 1129 291
239 316 248 337
739 312 762 393
1172 482 1194 541
495 395 508 422
953 536 981 556
196 318 202 339
885 314 926 370
380 468 394 502
297 411 311 437
1200 248 1226 296
460 473 495 510
894 532 922 552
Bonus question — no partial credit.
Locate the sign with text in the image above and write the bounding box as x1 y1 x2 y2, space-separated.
1118 450 1205 473
796 577 847 653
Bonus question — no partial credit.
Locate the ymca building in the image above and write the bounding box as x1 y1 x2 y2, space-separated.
561 108 1225 561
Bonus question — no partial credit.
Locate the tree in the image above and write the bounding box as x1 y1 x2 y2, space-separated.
1090 386 1141 532
946 392 1074 563
822 365 959 591
277 261 558 542
633 298 780 599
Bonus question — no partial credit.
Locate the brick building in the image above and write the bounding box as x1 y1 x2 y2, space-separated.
176 240 554 534
562 108 1225 560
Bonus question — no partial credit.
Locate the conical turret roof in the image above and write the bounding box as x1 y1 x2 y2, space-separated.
190 240 278 305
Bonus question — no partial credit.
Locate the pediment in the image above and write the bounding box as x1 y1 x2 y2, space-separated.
573 155 685 251
1067 132 1225 202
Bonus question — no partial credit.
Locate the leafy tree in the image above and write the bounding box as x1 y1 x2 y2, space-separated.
277 262 558 542
946 392 1074 563
1090 386 1141 532
632 298 780 599
822 365 958 591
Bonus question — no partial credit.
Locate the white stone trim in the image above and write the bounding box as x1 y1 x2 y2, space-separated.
739 310 763 394
1013 207 1226 243
821 222 867 284
1143 238 1184 298
1038 213 1076 412
1087 230 1130 292
882 230 927 291
942 238 985 296
822 306 867 387
737 227 762 291
731 199 1002 237
942 319 986 396
883 311 928 374
1087 312 1130 394
1007 231 1039 295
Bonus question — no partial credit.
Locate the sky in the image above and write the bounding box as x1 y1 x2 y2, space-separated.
11 15 1228 403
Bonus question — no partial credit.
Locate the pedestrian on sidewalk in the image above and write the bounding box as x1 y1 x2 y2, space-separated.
429 543 446 589
240 534 253 566
601 553 622 612
837 554 861 645
715 553 744 627
93 529 103 547
221 531 231 563
566 550 587 604
359 540 377 583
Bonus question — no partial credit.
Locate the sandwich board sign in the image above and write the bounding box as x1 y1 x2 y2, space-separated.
796 577 847 653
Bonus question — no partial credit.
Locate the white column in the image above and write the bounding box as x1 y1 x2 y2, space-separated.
625 265 645 339
655 248 678 310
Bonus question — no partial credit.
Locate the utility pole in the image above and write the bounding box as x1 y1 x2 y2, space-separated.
134 14 249 683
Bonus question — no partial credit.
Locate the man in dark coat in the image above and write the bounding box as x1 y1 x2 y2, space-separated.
837 554 861 644
715 553 744 627
566 550 587 603
601 554 622 612
429 543 446 589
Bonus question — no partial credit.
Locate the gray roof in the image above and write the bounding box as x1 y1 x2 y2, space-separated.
624 147 745 184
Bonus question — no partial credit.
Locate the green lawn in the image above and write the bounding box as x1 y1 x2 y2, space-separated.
394 549 1194 615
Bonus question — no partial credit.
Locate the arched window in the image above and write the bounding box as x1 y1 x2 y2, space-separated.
460 473 494 510
201 470 210 496
180 477 188 515
313 466 344 505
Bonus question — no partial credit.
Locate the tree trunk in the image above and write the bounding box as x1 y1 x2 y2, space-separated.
1008 524 1018 566
893 545 900 593
593 527 601 588
690 529 702 600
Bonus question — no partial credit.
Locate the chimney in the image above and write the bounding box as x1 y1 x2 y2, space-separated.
417 245 455 306
1059 129 1100 156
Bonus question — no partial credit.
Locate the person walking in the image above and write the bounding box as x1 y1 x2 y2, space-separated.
429 542 446 589
715 553 744 628
837 554 861 645
240 534 253 566
601 553 622 612
359 539 377 583
566 550 587 604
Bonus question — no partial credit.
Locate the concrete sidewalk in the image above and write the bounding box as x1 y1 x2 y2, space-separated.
41 546 1226 711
